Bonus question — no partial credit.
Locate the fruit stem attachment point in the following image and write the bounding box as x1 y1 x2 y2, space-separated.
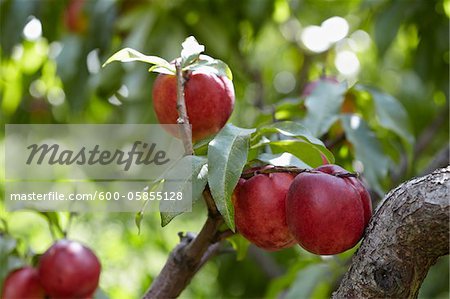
240 166 309 179
175 59 194 155
239 166 359 180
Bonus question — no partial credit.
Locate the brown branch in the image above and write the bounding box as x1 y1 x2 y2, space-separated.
175 60 194 155
240 166 357 179
142 189 224 299
214 229 235 242
333 167 450 298
143 57 225 299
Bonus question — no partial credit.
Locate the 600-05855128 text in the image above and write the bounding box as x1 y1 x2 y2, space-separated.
9 191 184 202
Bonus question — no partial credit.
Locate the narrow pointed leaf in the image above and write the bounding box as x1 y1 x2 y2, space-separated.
208 124 255 231
364 86 414 148
184 55 233 80
257 121 324 146
257 152 311 169
303 81 347 137
103 47 175 73
341 114 389 195
160 156 208 227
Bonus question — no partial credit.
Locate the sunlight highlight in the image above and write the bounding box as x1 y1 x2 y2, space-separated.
23 17 42 41
335 50 360 76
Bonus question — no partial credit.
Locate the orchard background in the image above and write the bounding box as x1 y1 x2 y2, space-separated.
0 0 449 298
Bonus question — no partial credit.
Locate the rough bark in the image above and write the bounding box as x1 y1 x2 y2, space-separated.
333 166 450 298
143 189 223 299
143 163 449 299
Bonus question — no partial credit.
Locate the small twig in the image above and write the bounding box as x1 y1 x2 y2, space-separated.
197 242 222 270
202 186 219 217
240 166 308 179
214 229 235 242
175 60 194 156
63 212 76 239
240 166 358 179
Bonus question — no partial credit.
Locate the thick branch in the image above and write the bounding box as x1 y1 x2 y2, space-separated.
333 167 450 298
143 190 223 299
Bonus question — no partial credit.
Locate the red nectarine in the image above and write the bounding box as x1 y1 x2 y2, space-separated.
152 70 234 142
233 170 295 251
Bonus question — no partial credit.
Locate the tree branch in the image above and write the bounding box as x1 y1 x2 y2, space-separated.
143 57 225 299
175 60 193 156
333 167 449 298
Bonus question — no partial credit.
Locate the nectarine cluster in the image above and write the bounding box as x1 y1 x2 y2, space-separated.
233 164 372 255
1 240 100 299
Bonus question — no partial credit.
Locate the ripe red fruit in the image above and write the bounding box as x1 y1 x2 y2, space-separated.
64 0 87 33
152 70 235 142
38 240 101 298
232 170 296 251
301 76 339 97
1 267 45 299
286 164 372 255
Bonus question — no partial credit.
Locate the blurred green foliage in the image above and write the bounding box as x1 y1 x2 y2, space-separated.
0 0 448 298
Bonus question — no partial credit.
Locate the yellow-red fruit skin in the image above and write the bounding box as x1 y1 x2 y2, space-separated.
152 71 235 142
233 173 296 251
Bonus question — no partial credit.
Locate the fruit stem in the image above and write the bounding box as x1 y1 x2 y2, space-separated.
239 166 358 179
240 166 309 179
175 59 194 155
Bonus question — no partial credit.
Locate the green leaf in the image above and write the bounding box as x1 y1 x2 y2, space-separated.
193 135 215 156
148 65 176 75
160 156 208 227
181 36 205 67
284 264 331 299
135 180 163 233
0 236 16 256
275 98 305 120
254 139 333 167
257 121 324 146
257 152 311 169
364 87 415 147
265 256 322 299
208 124 255 231
228 234 250 261
373 1 404 56
0 236 24 291
183 55 233 80
135 211 144 235
341 115 389 195
39 212 64 238
302 81 347 137
102 47 175 73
